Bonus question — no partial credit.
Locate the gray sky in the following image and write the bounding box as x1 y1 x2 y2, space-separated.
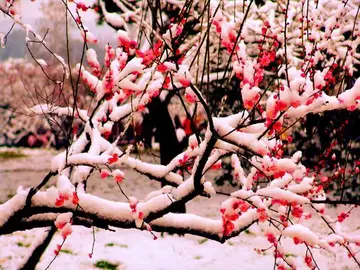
19 0 96 19
0 0 114 41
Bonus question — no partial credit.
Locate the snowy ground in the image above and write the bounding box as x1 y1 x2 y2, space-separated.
0 148 359 270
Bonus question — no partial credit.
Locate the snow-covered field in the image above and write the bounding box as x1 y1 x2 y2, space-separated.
0 148 359 270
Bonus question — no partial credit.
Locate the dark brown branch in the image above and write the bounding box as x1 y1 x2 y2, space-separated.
0 210 254 244
25 171 57 207
19 226 56 270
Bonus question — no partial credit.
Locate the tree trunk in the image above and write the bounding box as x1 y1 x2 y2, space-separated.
148 97 186 214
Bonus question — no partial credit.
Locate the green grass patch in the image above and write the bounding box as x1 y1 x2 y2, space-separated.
197 238 208 245
17 242 30 248
105 243 128 248
94 260 119 270
285 253 296 258
0 151 27 159
193 256 202 260
60 249 73 254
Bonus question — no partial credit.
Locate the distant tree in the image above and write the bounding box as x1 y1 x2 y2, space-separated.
34 0 76 62
0 29 26 60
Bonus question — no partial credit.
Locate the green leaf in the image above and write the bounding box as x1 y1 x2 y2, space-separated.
94 260 119 270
